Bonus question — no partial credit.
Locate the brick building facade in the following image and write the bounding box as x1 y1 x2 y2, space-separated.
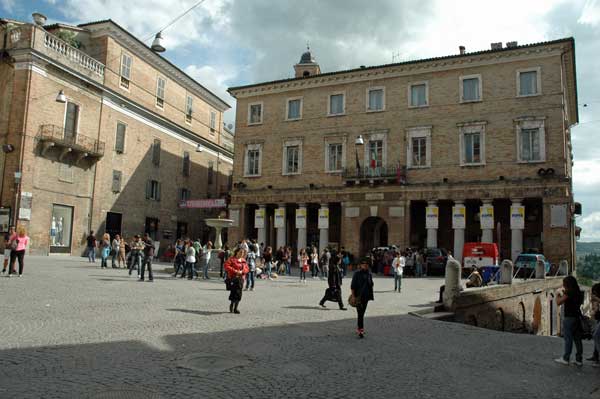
0 17 233 255
227 40 579 269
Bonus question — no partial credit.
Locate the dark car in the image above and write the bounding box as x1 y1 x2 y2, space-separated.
425 248 448 275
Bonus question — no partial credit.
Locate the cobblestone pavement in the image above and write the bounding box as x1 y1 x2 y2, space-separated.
0 256 597 398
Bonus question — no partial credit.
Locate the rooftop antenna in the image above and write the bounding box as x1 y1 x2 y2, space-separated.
392 51 401 63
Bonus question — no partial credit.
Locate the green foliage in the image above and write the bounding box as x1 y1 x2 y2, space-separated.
577 242 600 256
577 252 600 281
56 30 81 49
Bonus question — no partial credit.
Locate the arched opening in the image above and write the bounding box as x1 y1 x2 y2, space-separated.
303 70 310 77
360 217 388 256
532 297 542 334
518 302 527 332
495 308 505 331
549 294 557 336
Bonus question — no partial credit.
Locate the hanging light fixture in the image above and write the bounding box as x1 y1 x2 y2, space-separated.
55 90 67 103
355 134 364 146
151 32 166 53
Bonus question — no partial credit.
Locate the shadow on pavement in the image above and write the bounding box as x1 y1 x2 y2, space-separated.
282 306 329 310
166 309 229 316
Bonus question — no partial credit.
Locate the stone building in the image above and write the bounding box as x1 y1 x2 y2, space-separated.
0 17 233 255
227 40 579 268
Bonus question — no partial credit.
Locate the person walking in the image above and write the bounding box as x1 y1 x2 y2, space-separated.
183 240 197 280
319 252 347 310
200 241 213 280
86 231 97 263
320 248 330 279
128 235 144 278
99 233 111 269
2 226 15 274
245 244 257 290
310 246 320 279
392 252 405 293
7 226 29 277
351 257 375 338
588 283 600 367
555 276 584 367
172 239 185 277
224 247 249 314
263 246 273 279
139 233 154 282
299 248 309 283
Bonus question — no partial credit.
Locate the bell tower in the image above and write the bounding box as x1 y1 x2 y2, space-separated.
294 45 321 78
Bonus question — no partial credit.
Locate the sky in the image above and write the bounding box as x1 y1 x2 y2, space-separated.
2 0 600 241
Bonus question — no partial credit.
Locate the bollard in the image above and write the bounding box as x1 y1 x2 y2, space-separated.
443 258 462 309
558 260 568 276
535 259 546 279
500 259 513 285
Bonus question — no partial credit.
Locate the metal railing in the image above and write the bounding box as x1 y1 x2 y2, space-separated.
43 33 105 77
342 165 407 182
38 124 105 156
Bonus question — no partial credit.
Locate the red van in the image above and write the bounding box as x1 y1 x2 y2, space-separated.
462 242 499 272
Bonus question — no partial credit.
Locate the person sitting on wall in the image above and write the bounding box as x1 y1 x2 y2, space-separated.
466 267 483 288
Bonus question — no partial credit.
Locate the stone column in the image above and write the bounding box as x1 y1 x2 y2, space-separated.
453 200 465 262
319 203 329 251
257 204 266 246
276 204 286 249
297 203 307 251
426 200 438 248
443 258 462 309
481 199 494 243
510 198 524 261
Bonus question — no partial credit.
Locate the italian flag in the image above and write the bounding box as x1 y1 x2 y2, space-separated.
370 148 377 168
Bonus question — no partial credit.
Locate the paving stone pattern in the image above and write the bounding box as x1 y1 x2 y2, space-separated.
0 256 597 398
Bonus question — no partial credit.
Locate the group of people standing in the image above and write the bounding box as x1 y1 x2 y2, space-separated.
1 225 30 277
172 238 213 280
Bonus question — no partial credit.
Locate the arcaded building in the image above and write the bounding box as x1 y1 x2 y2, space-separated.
227 40 579 268
0 17 233 255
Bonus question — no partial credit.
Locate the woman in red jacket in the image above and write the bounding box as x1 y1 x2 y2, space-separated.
224 247 249 314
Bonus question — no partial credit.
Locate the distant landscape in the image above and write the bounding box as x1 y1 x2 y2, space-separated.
576 241 600 255
577 242 600 281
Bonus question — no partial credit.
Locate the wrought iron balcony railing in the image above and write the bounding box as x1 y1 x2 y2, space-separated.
38 124 105 159
342 165 407 184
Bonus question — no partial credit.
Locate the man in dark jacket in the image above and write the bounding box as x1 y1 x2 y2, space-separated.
140 233 154 282
351 257 374 338
319 251 346 310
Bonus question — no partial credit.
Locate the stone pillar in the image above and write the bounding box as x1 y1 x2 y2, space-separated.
481 199 494 243
257 204 266 246
535 259 546 279
558 260 568 276
296 203 307 251
510 198 524 261
426 200 438 248
443 258 462 309
276 204 286 249
319 203 329 252
500 259 514 285
453 200 465 262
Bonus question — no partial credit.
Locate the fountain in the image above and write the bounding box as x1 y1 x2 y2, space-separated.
204 216 233 250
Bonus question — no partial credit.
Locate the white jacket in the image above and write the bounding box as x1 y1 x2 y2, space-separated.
392 257 405 275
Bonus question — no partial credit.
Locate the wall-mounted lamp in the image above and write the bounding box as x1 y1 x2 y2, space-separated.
55 90 67 103
196 144 203 153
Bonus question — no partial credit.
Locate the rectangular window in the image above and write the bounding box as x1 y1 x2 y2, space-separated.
329 93 345 115
185 95 193 124
246 149 260 176
285 145 300 174
146 180 161 201
156 77 166 108
112 170 122 192
120 53 132 89
210 111 217 130
519 70 538 96
64 102 79 139
58 163 74 183
51 204 73 250
367 140 383 168
520 128 541 161
287 98 302 120
461 76 481 102
367 88 384 111
327 143 343 172
463 132 481 164
115 122 126 153
412 137 427 167
179 188 191 202
208 161 214 184
248 103 263 124
182 151 190 176
410 83 428 107
152 139 161 166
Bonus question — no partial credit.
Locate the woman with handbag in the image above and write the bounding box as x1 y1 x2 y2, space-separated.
8 226 29 277
350 257 374 338
224 247 249 314
555 276 584 366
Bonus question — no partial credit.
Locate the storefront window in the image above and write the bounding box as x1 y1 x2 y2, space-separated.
51 204 73 251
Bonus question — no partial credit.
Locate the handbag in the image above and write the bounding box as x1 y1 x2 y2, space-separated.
10 239 18 251
224 278 232 291
348 294 359 308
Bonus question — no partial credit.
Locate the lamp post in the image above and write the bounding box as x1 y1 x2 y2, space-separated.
13 171 21 226
355 134 364 177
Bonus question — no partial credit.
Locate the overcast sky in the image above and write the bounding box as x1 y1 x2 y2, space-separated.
3 0 600 241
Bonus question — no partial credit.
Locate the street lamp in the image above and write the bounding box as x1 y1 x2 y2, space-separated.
151 32 166 53
55 90 67 103
355 134 364 175
13 171 21 225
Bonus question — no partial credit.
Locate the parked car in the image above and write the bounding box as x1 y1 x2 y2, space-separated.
425 248 448 275
514 253 551 277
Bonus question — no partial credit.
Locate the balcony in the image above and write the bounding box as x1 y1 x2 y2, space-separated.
342 165 407 185
37 124 105 165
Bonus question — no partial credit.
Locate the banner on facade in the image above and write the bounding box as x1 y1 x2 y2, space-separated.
229 209 239 227
480 206 494 230
425 206 438 229
295 208 307 229
19 192 32 220
510 206 525 230
452 205 466 229
179 198 226 209
254 208 265 229
318 208 329 229
274 208 285 228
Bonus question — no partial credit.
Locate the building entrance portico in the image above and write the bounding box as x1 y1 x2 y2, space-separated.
360 217 388 255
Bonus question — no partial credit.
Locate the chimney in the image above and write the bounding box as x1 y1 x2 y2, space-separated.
490 42 502 50
506 41 518 48
459 45 466 55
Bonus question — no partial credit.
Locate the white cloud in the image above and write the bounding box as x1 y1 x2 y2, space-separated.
579 211 600 241
0 0 15 12
184 64 237 126
579 0 600 25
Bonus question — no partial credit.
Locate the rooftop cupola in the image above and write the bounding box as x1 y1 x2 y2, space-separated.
294 45 321 78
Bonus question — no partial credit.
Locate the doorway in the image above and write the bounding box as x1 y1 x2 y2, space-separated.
105 212 122 239
360 217 388 256
50 204 74 254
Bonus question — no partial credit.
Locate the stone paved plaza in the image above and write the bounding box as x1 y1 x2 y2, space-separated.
0 256 598 398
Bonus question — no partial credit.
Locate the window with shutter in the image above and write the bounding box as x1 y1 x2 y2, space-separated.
156 77 166 108
183 151 190 176
120 53 132 89
64 102 79 139
112 170 122 192
115 122 126 153
208 161 214 184
152 139 161 166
